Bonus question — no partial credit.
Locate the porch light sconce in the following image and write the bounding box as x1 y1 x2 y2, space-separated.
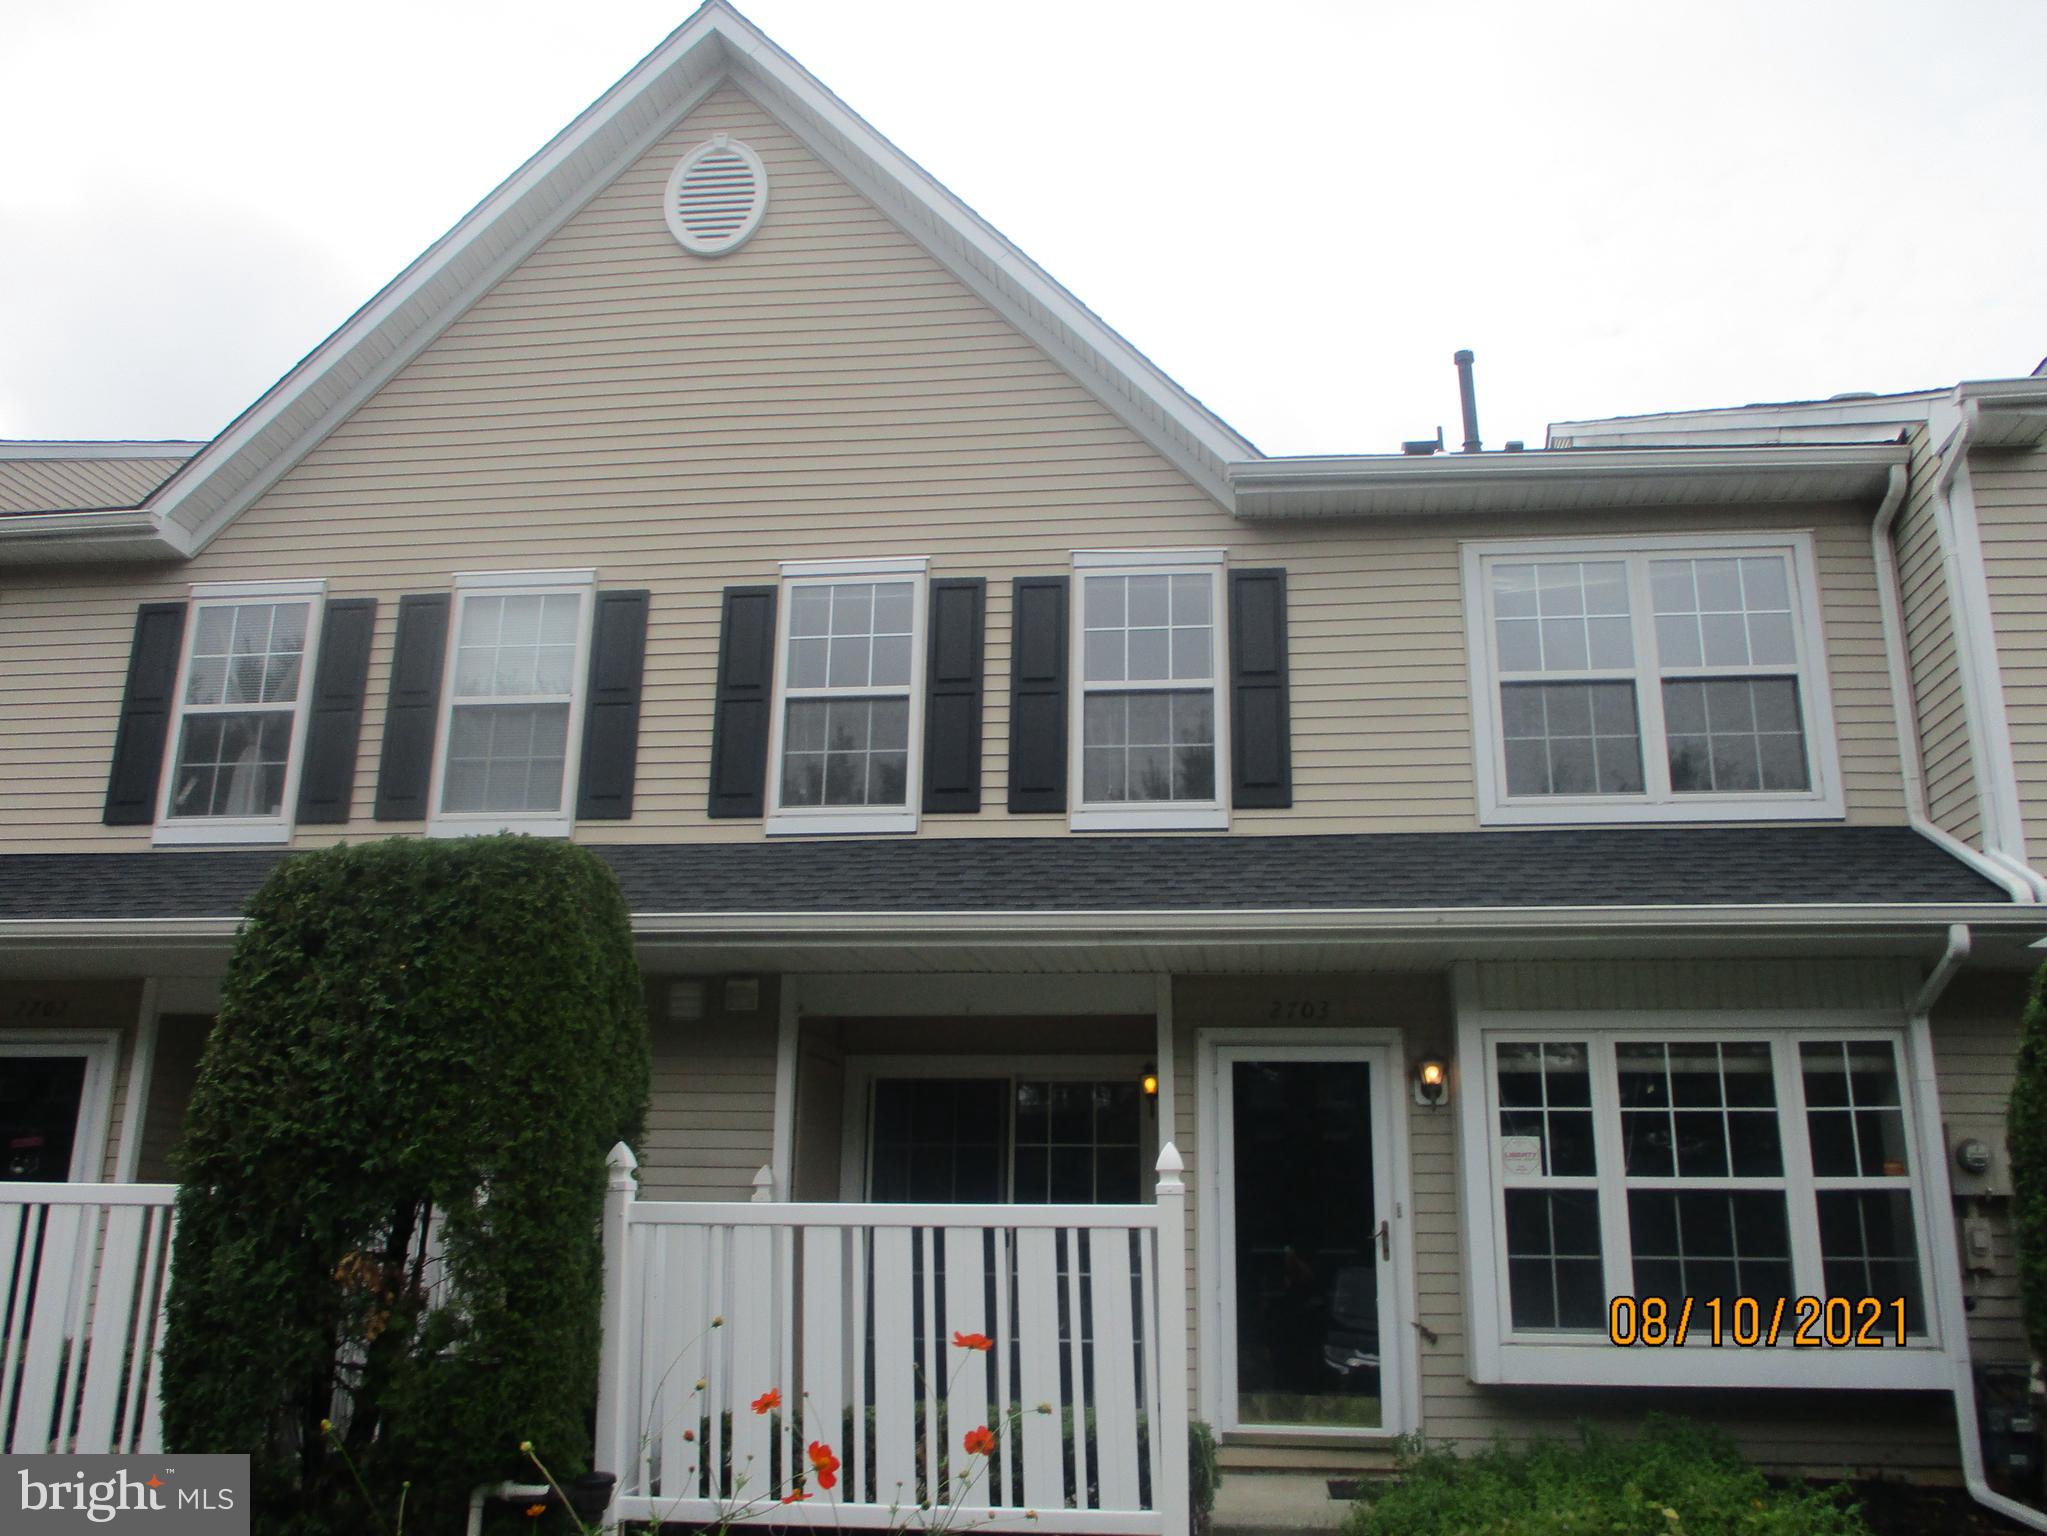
1413 1057 1449 1108
1140 1064 1160 1099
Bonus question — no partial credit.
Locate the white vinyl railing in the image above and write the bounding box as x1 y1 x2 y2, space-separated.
596 1144 1192 1534
0 1181 176 1454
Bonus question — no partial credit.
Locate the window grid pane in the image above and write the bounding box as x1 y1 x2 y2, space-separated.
1013 1079 1143 1204
1617 1040 1782 1179
441 703 570 814
1495 1040 1596 1178
1492 561 1632 676
1799 1040 1910 1179
184 601 308 709
1500 682 1643 797
1082 573 1213 685
1081 690 1214 803
452 593 581 702
785 580 915 691
1663 677 1809 794
780 697 909 808
170 600 310 820
169 710 293 819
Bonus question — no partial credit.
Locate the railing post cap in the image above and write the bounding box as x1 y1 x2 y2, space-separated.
1155 1142 1185 1176
607 1142 639 1172
751 1164 776 1202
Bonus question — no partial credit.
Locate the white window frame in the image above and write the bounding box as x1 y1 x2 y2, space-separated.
1461 532 1845 825
765 556 929 837
1456 1004 1949 1389
0 1029 121 1182
153 579 327 847
426 569 597 839
1069 548 1230 832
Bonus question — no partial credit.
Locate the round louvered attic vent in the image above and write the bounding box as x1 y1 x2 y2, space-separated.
664 134 769 256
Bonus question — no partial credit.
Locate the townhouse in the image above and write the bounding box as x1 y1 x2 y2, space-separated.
4 3 2044 1524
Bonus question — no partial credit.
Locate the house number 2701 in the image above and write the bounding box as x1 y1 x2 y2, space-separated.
1267 1000 1331 1021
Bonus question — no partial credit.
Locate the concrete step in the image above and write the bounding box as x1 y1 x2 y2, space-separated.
1210 1469 1386 1536
1217 1443 1400 1474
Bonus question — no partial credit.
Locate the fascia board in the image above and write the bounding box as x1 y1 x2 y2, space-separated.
0 510 191 564
1229 444 1909 515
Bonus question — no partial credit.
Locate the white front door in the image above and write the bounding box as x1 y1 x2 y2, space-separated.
1213 1042 1408 1436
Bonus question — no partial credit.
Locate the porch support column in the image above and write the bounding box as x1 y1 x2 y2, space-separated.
1153 974 1177 1170
770 977 799 1198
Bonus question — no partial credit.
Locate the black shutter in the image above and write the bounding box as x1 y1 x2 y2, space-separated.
103 602 188 825
295 598 377 825
922 577 986 814
708 585 777 819
1006 575 1069 813
373 593 450 821
576 590 651 821
1229 567 1293 809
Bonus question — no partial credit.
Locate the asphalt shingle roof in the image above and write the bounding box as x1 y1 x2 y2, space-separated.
0 827 2009 923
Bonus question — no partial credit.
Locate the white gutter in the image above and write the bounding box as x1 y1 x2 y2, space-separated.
0 901 2038 949
1870 463 2042 903
1909 927 2047 1531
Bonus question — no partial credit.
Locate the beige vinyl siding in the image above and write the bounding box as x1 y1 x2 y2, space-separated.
1170 964 1976 1473
0 86 1910 851
1896 426 1983 845
1969 442 2047 856
0 455 188 514
1929 973 2026 1369
638 975 780 1202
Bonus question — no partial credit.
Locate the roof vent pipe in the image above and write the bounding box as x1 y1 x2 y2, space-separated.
1454 349 1482 453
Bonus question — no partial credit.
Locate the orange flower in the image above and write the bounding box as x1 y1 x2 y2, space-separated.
782 1488 811 1504
524 1503 548 1518
963 1425 996 1457
808 1440 840 1491
752 1388 781 1414
682 1429 695 1442
952 1331 993 1352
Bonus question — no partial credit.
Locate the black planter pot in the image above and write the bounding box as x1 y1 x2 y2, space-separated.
569 1471 616 1522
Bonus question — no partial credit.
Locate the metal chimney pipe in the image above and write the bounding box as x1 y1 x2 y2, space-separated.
1454 349 1481 453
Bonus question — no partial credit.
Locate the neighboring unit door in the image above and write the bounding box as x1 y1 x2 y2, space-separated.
1216 1044 1401 1434
0 1035 117 1183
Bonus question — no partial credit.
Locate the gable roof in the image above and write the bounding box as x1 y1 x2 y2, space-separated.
2 2 1253 567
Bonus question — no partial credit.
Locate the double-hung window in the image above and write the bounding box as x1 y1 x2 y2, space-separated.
766 557 927 835
1463 534 1842 823
1468 1013 1941 1388
155 580 325 845
1071 549 1228 831
428 570 595 837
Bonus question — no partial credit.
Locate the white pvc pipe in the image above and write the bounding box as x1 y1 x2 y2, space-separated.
466 1482 551 1536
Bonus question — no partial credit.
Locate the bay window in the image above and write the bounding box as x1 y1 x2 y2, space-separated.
1466 1013 1943 1387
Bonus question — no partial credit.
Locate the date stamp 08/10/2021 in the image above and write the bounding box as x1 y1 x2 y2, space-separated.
1608 1295 1914 1348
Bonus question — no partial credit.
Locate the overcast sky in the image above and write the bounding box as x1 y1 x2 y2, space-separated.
4 0 2043 455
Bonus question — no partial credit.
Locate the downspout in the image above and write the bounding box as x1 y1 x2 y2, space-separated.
1872 463 2041 903
1913 926 2047 1531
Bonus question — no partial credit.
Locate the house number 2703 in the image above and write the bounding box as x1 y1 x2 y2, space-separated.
1267 1000 1332 1021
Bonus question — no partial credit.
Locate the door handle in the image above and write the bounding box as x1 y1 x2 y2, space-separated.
1375 1219 1390 1260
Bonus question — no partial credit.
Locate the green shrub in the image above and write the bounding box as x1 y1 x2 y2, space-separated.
2010 963 2047 1360
161 836 649 1536
1344 1417 1868 1536
1189 1419 1222 1532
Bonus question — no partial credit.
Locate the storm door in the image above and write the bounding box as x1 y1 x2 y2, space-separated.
1216 1045 1400 1434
